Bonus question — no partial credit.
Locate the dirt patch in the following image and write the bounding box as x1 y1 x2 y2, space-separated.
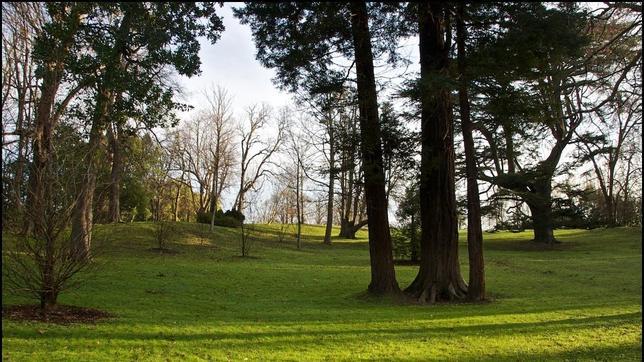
2 304 114 325
147 247 181 254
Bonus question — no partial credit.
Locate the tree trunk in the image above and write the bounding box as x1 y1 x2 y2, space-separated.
296 161 302 249
457 3 485 302
72 9 132 258
72 111 105 259
108 123 123 223
339 218 368 239
24 8 83 236
40 290 57 312
527 199 557 244
339 218 355 239
406 2 467 303
210 165 219 231
348 1 400 296
323 119 334 244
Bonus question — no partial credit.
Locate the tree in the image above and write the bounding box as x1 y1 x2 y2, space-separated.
235 2 404 295
472 3 640 243
234 103 284 213
405 2 468 303
1 3 46 226
395 182 420 263
457 2 485 301
24 3 90 238
575 89 642 226
295 90 350 245
3 120 96 312
203 85 235 231
281 114 309 249
70 3 225 258
379 102 418 203
335 99 368 240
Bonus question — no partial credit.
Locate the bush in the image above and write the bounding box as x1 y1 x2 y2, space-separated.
223 209 245 222
214 215 242 228
196 211 211 224
195 210 241 228
153 221 175 249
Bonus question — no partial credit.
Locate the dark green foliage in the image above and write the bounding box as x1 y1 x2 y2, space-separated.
391 227 420 262
223 209 246 222
394 183 420 262
234 3 407 94
196 211 242 228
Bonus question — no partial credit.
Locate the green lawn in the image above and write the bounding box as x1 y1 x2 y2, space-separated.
2 223 642 361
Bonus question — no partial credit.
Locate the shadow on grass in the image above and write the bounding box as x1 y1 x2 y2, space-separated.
4 311 639 356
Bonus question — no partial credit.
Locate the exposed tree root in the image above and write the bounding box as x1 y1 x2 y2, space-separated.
405 279 468 304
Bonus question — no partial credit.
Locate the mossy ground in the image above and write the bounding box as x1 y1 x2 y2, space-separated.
2 223 641 361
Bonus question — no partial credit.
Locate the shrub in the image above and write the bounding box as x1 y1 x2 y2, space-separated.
215 216 242 228
195 210 241 228
223 209 245 222
153 221 175 249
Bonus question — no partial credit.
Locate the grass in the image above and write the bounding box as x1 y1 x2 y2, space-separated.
2 222 642 361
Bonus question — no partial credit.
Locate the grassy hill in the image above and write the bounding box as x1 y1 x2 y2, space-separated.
2 223 642 361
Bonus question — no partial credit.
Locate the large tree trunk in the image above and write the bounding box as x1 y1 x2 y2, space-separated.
457 3 485 302
349 2 400 296
339 218 368 239
406 2 467 303
526 186 557 244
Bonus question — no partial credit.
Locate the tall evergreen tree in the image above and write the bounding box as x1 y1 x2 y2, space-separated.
405 2 468 303
235 2 404 295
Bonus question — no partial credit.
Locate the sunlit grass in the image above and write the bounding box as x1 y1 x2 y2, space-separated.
2 222 642 361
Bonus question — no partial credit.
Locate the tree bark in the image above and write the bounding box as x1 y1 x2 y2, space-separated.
349 2 400 296
339 218 368 239
457 3 485 302
526 192 557 244
406 2 467 303
72 90 109 259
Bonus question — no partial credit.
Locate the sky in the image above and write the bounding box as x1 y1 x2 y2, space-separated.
176 4 293 122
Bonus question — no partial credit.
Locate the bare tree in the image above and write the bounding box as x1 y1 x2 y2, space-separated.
203 85 235 231
3 131 98 312
1 3 45 223
176 113 217 214
576 93 642 226
280 120 310 249
296 91 354 244
234 103 285 213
